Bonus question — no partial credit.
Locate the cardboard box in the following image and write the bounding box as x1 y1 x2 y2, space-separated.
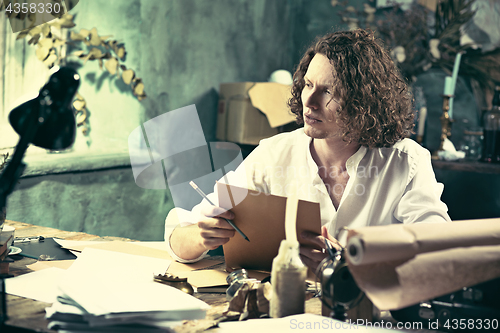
217 82 296 145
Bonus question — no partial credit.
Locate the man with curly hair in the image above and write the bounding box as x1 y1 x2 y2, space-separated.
165 29 450 272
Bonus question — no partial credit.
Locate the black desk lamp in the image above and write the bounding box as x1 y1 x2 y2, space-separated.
0 66 79 332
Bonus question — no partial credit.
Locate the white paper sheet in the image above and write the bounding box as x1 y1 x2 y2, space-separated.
218 313 401 332
5 267 65 303
56 248 208 319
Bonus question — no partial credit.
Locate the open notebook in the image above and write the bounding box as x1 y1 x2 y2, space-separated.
217 182 321 272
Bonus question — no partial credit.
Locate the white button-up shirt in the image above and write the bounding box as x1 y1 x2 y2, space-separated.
165 128 450 262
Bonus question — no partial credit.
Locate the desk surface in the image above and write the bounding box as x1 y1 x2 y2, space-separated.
3 220 323 333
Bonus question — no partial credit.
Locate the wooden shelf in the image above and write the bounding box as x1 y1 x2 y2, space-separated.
432 159 500 174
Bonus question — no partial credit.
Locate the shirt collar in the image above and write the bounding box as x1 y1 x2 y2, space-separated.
346 145 367 176
304 132 368 179
304 134 322 184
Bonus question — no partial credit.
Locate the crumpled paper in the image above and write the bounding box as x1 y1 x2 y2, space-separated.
225 281 272 320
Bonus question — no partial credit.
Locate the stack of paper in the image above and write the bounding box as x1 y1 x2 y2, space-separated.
45 248 210 332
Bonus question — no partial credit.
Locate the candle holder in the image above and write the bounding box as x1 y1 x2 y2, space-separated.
432 94 454 159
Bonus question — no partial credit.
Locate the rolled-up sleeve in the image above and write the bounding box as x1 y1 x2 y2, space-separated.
164 207 210 263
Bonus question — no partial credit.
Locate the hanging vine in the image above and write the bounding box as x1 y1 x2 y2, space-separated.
1 3 146 139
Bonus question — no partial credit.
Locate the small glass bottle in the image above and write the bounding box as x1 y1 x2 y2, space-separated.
481 85 500 163
269 239 307 318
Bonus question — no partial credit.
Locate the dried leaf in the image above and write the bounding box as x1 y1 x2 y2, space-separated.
108 40 117 49
53 39 65 48
89 28 101 46
76 109 88 126
88 47 104 59
81 54 91 64
73 99 86 111
116 47 125 60
28 26 42 37
100 35 113 43
41 24 51 37
122 69 135 85
38 38 54 49
16 30 30 40
43 50 58 67
27 34 41 45
70 31 86 41
72 50 85 57
58 14 76 28
104 57 119 75
79 29 91 38
36 47 50 61
49 21 61 31
134 82 145 96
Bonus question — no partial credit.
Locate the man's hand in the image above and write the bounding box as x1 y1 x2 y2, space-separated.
197 206 236 250
169 206 236 261
299 226 342 273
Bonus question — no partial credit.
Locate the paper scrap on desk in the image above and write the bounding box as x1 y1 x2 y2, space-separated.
66 247 171 280
178 269 270 291
55 239 168 252
53 238 109 249
345 218 500 310
27 260 74 271
5 267 65 303
63 240 221 272
178 269 229 288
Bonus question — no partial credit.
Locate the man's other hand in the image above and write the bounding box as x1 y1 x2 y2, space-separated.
299 226 342 273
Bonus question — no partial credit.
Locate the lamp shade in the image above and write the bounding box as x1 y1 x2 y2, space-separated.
9 67 80 150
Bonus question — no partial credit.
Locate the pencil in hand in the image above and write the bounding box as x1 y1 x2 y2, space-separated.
189 181 250 242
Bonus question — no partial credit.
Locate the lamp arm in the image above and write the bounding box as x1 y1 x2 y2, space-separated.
0 104 43 228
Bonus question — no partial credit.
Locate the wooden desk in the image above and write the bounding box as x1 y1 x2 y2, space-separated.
2 220 322 332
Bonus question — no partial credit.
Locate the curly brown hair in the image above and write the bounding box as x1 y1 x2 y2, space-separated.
289 29 414 148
